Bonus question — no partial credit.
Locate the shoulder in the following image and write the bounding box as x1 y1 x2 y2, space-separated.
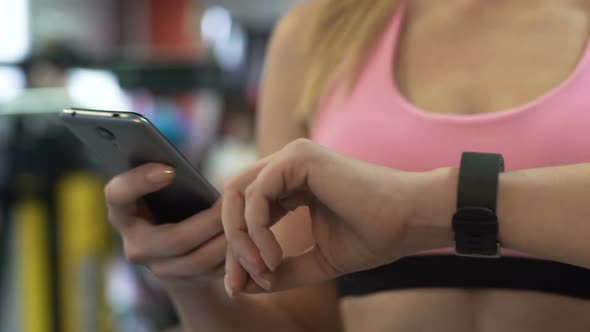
260 0 326 110
269 0 324 55
257 1 326 150
275 0 323 34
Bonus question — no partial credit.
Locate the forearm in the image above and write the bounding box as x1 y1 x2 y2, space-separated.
416 163 590 268
168 281 309 332
498 163 590 267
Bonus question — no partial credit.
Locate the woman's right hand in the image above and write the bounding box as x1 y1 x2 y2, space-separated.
104 163 227 290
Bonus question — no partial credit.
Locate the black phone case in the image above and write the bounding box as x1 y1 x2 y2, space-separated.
60 108 219 224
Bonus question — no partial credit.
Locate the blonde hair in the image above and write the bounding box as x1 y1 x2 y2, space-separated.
298 0 400 116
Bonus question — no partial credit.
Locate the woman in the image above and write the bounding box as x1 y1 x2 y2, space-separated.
105 0 590 331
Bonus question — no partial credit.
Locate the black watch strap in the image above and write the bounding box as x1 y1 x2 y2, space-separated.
452 152 504 258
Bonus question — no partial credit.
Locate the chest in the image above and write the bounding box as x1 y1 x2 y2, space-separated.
312 1 590 172
394 1 590 115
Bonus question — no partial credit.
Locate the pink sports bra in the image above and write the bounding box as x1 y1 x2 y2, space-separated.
311 0 590 298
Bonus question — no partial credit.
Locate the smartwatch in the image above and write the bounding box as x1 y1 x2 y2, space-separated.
452 152 504 258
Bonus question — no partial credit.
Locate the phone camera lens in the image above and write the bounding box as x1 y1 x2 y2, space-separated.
96 127 116 140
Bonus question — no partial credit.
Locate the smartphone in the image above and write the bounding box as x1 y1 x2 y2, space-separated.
60 107 219 224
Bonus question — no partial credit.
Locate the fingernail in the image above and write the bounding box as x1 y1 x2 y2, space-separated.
260 252 276 272
258 272 273 291
224 275 235 298
146 167 174 183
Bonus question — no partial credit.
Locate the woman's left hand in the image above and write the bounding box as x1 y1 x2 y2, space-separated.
222 139 453 295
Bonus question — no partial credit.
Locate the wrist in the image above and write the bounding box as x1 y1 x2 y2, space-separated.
165 279 226 313
403 167 457 253
164 280 227 331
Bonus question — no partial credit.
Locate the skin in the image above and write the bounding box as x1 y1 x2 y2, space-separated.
222 138 590 296
104 0 590 331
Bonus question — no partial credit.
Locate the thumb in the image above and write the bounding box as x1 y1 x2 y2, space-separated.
257 246 344 292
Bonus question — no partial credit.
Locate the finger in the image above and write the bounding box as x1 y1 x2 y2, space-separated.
233 244 274 293
225 247 248 298
244 245 342 293
222 187 253 297
221 155 272 195
148 201 223 256
105 163 174 221
123 202 223 261
242 190 309 273
226 251 271 295
222 184 268 274
242 157 311 272
222 183 273 293
221 153 285 293
243 277 267 294
244 189 283 272
255 148 311 201
149 234 226 278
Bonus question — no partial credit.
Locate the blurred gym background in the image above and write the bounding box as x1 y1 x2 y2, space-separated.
0 0 298 331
